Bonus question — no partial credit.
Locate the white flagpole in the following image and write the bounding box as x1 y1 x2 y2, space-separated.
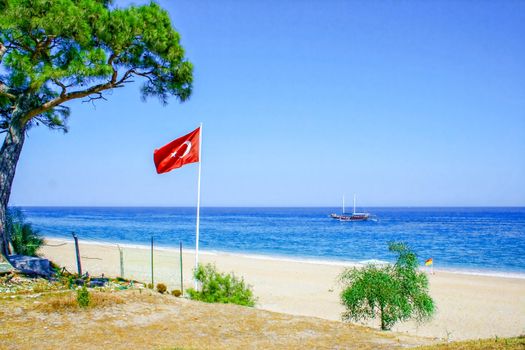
194 122 203 288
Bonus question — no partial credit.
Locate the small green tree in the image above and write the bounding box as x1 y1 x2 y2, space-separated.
340 242 434 330
77 285 90 308
187 264 257 307
6 208 44 256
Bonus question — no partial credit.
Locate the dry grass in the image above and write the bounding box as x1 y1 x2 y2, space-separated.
0 273 64 295
1 274 522 349
34 290 124 312
37 292 78 311
415 336 525 350
0 288 434 350
2 286 522 350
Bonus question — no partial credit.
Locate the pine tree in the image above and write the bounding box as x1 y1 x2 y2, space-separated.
0 0 193 255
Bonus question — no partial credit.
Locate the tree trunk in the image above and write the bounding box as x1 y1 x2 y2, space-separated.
0 122 26 256
380 304 386 330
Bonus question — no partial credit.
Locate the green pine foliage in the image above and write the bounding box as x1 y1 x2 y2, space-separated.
0 0 193 131
340 242 435 330
187 264 257 307
0 0 193 257
6 208 44 256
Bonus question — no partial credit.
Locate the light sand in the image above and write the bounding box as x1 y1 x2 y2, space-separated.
40 238 525 341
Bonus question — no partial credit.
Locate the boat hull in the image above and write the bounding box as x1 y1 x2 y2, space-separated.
330 213 370 221
339 215 369 221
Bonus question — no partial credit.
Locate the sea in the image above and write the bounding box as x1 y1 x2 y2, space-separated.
17 206 525 278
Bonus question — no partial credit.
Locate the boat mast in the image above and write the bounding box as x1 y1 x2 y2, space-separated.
353 194 356 214
342 195 345 214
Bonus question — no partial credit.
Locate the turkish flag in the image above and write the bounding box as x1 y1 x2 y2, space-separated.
154 127 200 174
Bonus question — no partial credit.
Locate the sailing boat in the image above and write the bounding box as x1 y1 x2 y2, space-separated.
330 194 370 221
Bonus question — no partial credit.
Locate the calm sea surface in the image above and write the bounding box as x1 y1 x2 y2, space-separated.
18 207 525 276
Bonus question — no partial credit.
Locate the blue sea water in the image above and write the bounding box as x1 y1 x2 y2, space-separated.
17 206 525 276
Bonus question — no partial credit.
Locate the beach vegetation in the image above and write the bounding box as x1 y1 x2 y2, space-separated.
416 336 525 350
51 266 77 289
187 264 256 307
5 208 44 256
156 283 167 294
35 290 124 312
171 289 182 297
32 280 52 293
0 0 193 256
38 292 80 311
66 276 75 289
340 242 434 330
77 285 90 308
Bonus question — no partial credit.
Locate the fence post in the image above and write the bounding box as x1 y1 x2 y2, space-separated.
72 232 82 276
179 241 183 295
150 236 154 288
118 245 124 278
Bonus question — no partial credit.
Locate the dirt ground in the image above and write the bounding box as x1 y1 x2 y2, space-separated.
0 289 434 350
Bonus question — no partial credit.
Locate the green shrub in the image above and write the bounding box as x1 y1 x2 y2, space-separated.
171 289 182 297
187 264 256 307
6 209 44 256
156 283 167 294
77 286 90 308
66 276 75 289
340 242 435 330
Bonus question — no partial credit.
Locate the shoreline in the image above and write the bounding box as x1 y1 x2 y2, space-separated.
16 205 525 209
42 235 525 280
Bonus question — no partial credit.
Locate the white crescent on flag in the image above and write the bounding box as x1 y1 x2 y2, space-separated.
171 141 192 158
181 141 192 157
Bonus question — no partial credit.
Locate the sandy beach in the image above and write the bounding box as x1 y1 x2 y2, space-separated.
40 238 525 342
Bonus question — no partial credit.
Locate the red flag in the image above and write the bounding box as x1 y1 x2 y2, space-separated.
154 127 200 174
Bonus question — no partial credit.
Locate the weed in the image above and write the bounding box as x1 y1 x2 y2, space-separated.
157 283 167 294
77 286 90 308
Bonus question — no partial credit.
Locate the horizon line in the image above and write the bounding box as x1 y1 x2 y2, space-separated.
10 205 525 209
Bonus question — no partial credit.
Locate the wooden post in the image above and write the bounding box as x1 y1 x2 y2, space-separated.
118 245 124 278
150 236 154 288
72 233 82 276
179 241 183 295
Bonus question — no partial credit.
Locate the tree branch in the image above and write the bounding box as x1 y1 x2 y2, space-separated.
20 81 113 125
82 92 107 104
108 53 117 65
107 53 119 83
115 68 137 86
19 68 136 125
132 69 156 84
0 41 7 63
52 79 68 97
0 81 16 101
19 66 156 126
0 91 16 101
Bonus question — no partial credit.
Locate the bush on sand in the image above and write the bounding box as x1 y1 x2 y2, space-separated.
187 263 256 307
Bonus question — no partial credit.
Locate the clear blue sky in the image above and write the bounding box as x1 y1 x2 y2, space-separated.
10 0 525 207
